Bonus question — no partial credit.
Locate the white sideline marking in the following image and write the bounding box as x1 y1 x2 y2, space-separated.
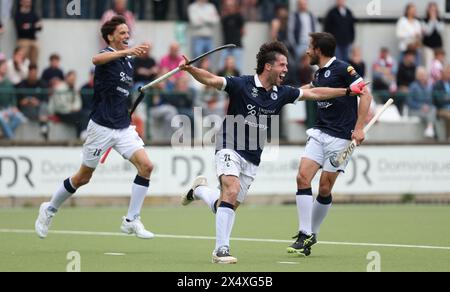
278 262 300 265
104 253 126 256
1 229 450 251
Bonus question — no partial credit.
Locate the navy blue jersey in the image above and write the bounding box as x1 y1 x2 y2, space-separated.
311 57 363 140
217 75 301 166
91 47 134 129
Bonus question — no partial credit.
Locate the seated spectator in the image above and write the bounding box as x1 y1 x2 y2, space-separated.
372 47 397 94
0 59 27 139
396 49 417 115
14 0 42 66
148 82 179 140
349 46 366 78
217 55 240 77
41 53 64 85
6 47 30 85
133 45 158 90
49 71 89 139
159 42 184 90
430 48 446 84
432 65 450 141
407 67 437 139
16 64 49 139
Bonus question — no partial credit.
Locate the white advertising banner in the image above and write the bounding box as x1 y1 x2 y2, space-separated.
0 146 449 197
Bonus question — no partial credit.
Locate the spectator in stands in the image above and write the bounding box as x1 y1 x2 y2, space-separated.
188 0 220 60
241 0 260 21
432 65 450 141
0 59 27 139
41 53 64 85
14 0 42 66
349 46 366 78
80 68 95 115
149 81 179 140
159 42 184 90
396 3 422 62
396 49 417 115
101 0 136 39
372 47 397 95
422 2 444 73
288 0 319 64
220 0 245 73
408 67 437 139
270 5 290 44
430 48 446 84
49 71 88 139
16 64 49 139
323 0 355 62
134 44 158 90
217 55 240 77
6 46 30 86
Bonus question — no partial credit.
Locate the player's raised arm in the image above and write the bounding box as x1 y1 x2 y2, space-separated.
92 43 150 66
179 56 225 90
299 81 368 101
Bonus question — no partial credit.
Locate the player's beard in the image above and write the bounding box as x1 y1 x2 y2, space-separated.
309 53 319 66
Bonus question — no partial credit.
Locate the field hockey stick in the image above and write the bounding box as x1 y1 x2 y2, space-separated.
330 98 394 167
100 44 237 164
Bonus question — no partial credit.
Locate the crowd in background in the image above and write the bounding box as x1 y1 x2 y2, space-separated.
0 0 450 142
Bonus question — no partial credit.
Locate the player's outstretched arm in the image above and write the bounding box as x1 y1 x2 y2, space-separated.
92 43 150 65
179 56 224 90
299 81 368 101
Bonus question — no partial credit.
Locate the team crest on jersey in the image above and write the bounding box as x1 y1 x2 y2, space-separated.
252 87 259 97
271 92 278 100
347 66 357 76
324 70 331 78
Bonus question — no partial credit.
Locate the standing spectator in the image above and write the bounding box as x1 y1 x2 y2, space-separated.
349 46 366 78
396 49 417 114
432 65 450 141
430 48 446 84
396 3 422 61
422 2 444 73
0 59 26 139
372 47 397 97
134 44 158 89
16 64 49 139
220 0 245 73
217 56 240 77
270 5 289 43
323 0 355 62
6 47 30 86
159 42 184 90
288 0 319 63
14 0 42 66
408 67 437 139
41 54 64 85
101 0 136 39
49 71 89 138
80 68 95 116
188 0 220 60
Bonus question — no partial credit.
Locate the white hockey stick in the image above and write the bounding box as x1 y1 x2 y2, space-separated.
330 98 394 167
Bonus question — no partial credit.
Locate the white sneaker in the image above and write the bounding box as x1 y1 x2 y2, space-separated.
120 216 154 239
424 126 435 138
212 246 238 264
181 176 208 206
35 202 56 239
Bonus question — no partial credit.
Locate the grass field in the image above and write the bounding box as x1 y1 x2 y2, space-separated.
1 204 450 272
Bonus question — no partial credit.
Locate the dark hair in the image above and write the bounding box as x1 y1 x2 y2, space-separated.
49 54 60 61
29 64 38 71
101 16 127 45
309 32 336 58
256 41 289 74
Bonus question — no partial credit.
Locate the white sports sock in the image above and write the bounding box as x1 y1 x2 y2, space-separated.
215 206 235 249
126 176 149 221
312 196 332 235
296 189 313 235
50 178 76 210
194 186 220 212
